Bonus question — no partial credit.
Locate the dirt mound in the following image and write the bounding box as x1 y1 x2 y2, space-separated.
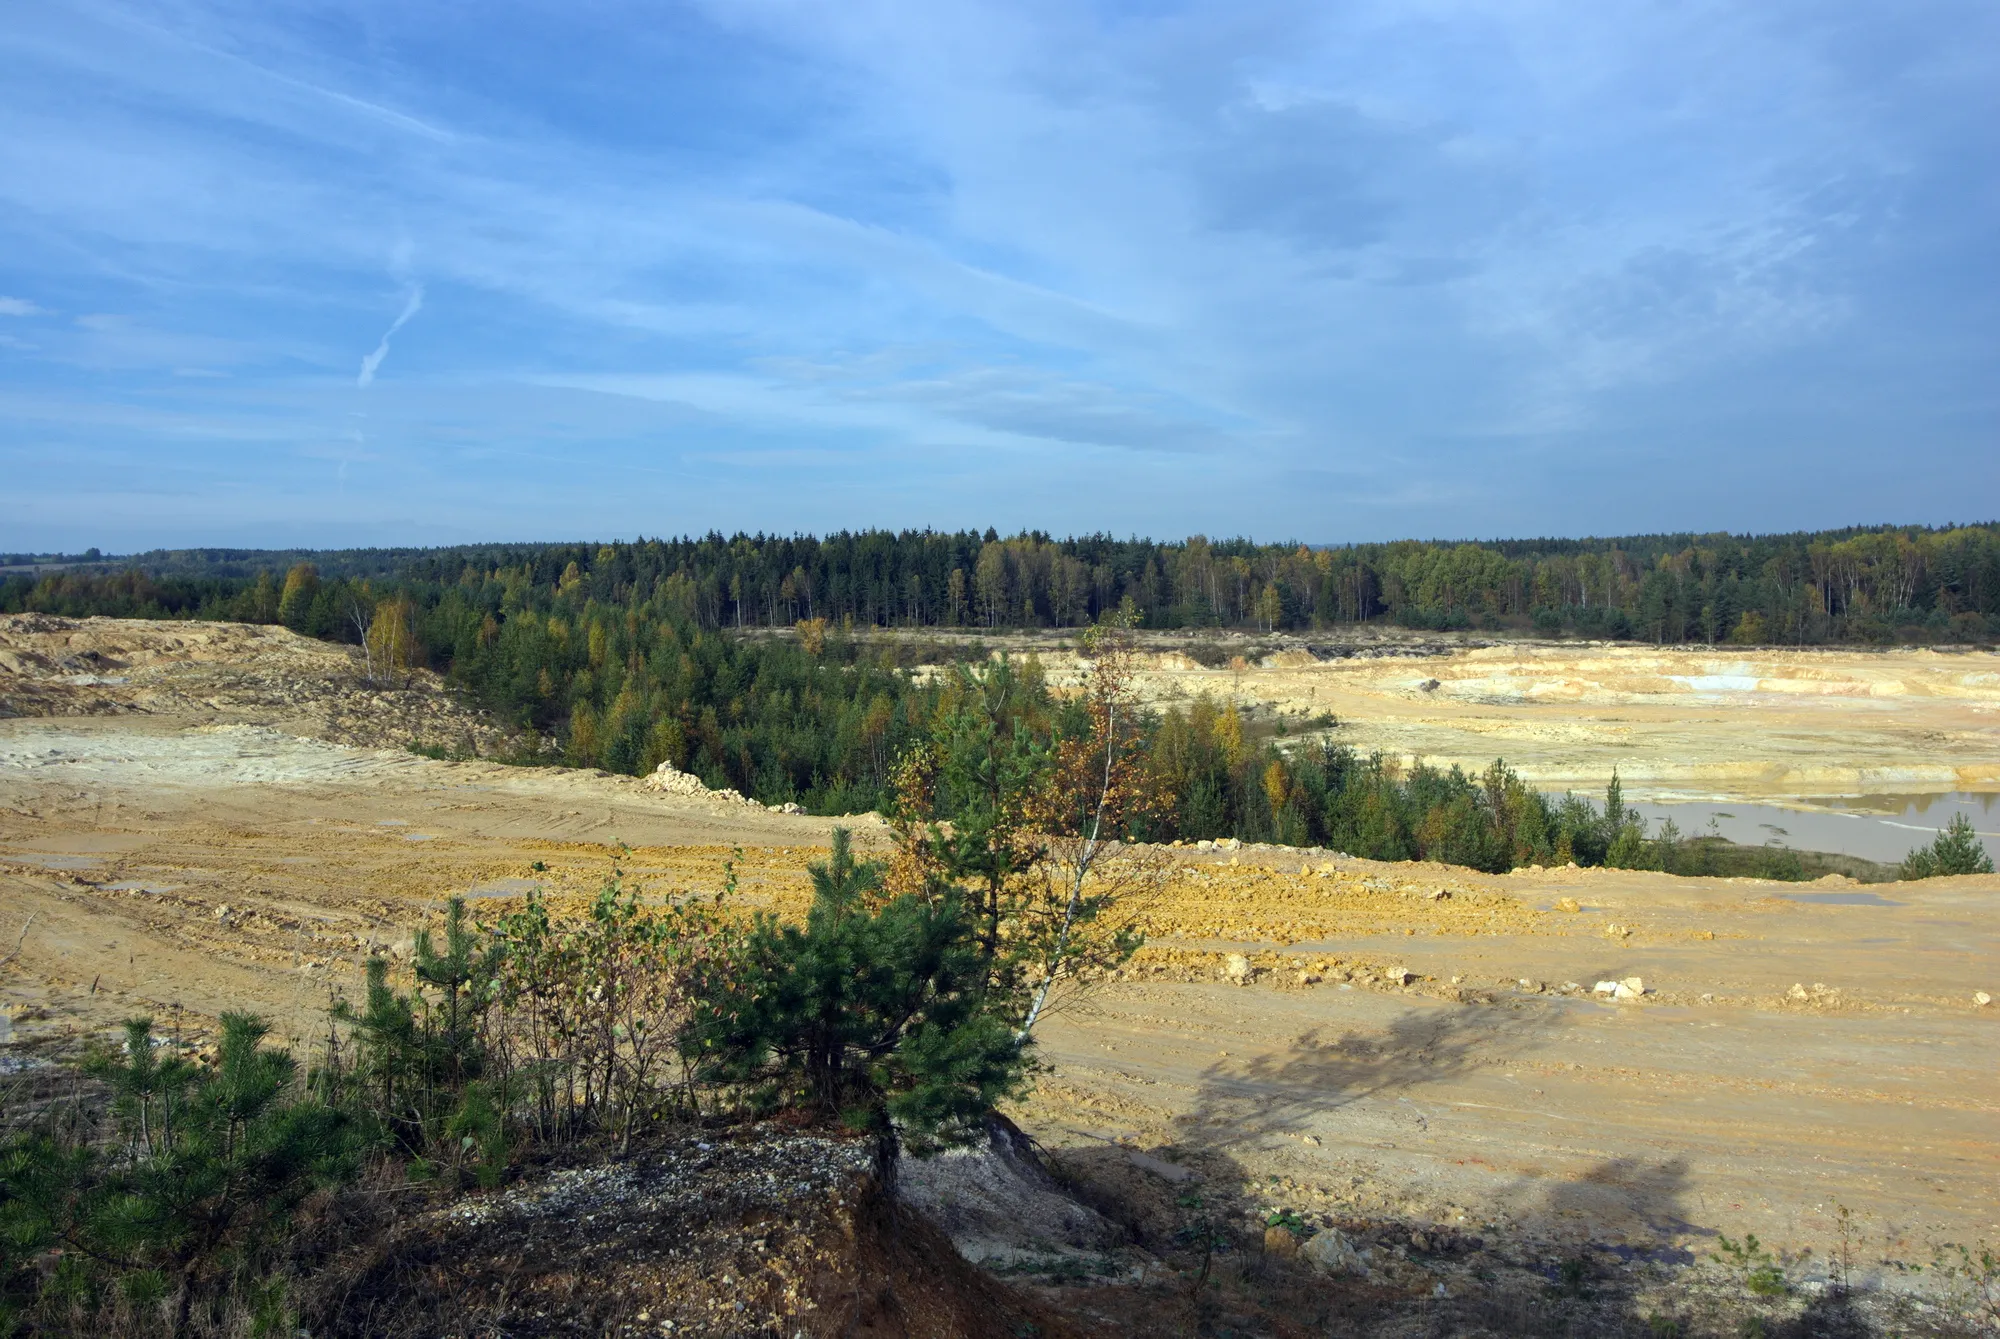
0 614 513 755
308 1127 1076 1339
641 758 807 814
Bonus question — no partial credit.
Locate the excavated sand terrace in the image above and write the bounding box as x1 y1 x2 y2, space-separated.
1025 637 2000 798
1 617 1995 1285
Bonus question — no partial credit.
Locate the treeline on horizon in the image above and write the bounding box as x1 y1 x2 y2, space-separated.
7 520 2000 644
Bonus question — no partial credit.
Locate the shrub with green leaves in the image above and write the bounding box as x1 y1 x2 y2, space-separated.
335 872 741 1171
1713 1233 1789 1299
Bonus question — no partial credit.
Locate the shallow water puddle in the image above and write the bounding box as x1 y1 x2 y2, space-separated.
4 852 106 870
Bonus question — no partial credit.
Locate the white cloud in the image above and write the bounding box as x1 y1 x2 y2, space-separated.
0 296 47 316
357 286 424 388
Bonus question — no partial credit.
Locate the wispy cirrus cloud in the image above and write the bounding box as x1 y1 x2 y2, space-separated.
357 287 424 388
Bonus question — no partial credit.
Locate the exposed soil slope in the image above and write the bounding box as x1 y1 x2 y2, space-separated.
0 612 511 753
308 1127 1074 1339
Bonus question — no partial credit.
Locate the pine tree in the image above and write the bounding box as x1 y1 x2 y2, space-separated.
691 829 1023 1181
1900 813 1995 879
1 1014 356 1336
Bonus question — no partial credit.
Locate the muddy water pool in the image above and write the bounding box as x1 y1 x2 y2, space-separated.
1622 791 1999 864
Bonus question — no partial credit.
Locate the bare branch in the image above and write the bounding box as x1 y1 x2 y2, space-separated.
0 911 37 969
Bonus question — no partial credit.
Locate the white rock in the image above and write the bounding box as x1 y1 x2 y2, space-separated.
640 760 759 808
1593 980 1619 996
1222 953 1253 983
1300 1227 1369 1277
1385 966 1414 986
1976 991 1993 1007
1613 977 1645 1000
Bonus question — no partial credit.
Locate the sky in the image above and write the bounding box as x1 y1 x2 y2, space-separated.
2 0 1996 552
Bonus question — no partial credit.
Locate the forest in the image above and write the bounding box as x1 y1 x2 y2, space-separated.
7 520 1999 644
5 521 1995 876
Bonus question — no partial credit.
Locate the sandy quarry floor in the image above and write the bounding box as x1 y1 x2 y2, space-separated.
1008 631 2000 799
1 617 1996 1291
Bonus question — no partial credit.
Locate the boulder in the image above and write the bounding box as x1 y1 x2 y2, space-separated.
1613 977 1645 1000
1300 1227 1369 1277
898 1114 1124 1270
1974 991 1991 1007
1222 953 1253 984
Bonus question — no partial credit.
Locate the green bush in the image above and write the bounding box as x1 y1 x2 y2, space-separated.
1713 1233 1789 1299
0 1014 357 1337
689 828 1026 1174
1900 813 1995 879
334 872 742 1165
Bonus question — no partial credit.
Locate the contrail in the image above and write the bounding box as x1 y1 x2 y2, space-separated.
357 285 424 387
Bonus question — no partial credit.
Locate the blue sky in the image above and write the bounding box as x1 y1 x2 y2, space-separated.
3 0 1995 550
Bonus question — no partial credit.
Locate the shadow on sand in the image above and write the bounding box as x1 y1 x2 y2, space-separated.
1042 991 1900 1337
